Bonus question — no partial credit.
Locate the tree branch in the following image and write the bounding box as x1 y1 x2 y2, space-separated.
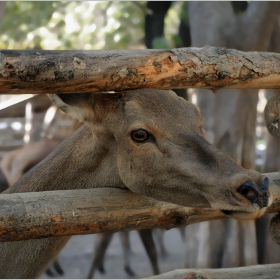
0 172 279 242
148 264 280 279
0 46 279 94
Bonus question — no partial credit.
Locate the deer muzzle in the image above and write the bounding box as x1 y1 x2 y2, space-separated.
237 176 269 209
220 176 271 220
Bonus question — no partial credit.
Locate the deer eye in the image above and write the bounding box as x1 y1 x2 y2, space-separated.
131 129 150 142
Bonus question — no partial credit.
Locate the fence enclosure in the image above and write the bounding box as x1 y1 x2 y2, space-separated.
1 46 280 278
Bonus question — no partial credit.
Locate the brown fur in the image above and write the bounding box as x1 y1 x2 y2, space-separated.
0 89 271 278
1 137 61 186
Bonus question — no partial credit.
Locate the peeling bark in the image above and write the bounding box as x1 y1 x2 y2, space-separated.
0 47 279 94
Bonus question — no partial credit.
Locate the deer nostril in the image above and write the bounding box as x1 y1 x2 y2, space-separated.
237 182 258 204
260 176 269 194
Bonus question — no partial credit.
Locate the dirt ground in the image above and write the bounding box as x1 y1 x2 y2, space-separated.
40 228 186 279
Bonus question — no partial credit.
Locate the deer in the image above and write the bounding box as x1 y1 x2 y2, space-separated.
0 139 159 277
0 101 159 278
1 142 160 278
1 137 61 187
0 139 64 278
0 88 271 278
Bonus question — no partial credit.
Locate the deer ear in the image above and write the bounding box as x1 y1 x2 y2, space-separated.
48 93 93 123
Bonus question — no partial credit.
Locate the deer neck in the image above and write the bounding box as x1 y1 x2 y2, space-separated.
5 125 125 194
0 125 126 279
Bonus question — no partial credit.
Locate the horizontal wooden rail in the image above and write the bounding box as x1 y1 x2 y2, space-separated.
0 172 279 242
0 46 279 94
148 264 280 279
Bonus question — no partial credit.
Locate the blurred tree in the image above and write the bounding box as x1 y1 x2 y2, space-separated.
0 1 179 50
145 1 186 49
0 2 6 30
0 1 145 50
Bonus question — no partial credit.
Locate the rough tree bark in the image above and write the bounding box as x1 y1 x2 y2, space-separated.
0 47 279 94
0 171 279 242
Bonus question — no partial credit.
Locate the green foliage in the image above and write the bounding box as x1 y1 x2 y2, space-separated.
172 34 184 48
152 37 169 49
164 1 185 48
0 1 183 50
179 1 189 26
0 1 146 50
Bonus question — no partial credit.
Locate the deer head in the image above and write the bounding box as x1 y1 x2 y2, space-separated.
0 89 272 279
48 89 271 220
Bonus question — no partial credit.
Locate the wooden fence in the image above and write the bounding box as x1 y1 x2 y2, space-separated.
0 46 280 278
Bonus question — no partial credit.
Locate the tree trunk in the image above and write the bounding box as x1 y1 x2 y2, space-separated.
144 1 172 48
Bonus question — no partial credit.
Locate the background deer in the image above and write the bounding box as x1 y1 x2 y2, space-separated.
0 89 271 278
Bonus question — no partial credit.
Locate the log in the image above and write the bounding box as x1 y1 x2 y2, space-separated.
148 264 280 279
0 46 279 94
0 172 280 242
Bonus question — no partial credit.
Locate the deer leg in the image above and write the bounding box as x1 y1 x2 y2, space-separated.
153 229 167 259
45 258 64 277
119 231 135 277
0 169 8 193
138 229 159 275
87 233 113 279
178 226 186 242
119 230 133 254
45 267 55 277
53 258 64 276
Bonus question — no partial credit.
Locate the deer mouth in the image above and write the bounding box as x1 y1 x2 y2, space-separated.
221 207 268 220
